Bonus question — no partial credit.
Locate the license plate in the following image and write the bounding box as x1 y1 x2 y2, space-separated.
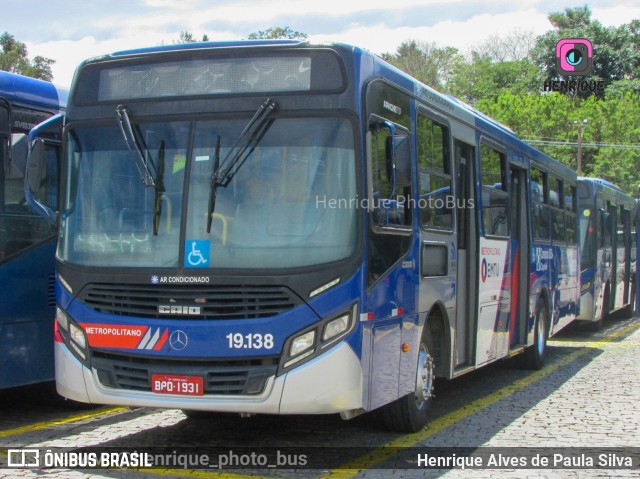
151 374 204 396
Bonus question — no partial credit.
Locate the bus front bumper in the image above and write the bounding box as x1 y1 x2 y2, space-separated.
55 341 364 415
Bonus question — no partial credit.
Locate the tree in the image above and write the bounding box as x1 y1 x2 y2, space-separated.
446 56 540 105
0 32 54 81
548 5 592 29
381 40 463 91
176 31 210 43
530 6 640 99
473 30 537 62
475 91 640 193
247 27 307 40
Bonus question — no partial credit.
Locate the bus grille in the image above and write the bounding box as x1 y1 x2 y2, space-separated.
79 283 300 319
47 275 56 307
92 351 279 395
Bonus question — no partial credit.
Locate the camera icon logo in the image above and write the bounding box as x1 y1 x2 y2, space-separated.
556 38 593 75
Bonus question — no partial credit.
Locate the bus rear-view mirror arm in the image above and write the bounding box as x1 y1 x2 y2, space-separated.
24 113 64 225
25 138 57 225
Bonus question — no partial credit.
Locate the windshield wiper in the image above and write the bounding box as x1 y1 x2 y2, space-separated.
206 136 221 234
206 98 276 233
212 98 277 187
116 105 156 187
153 141 165 236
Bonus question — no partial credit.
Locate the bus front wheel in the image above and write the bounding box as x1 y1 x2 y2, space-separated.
381 330 434 432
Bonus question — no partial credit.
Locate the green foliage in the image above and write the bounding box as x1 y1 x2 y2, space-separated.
382 40 463 91
176 31 210 43
530 6 640 99
380 6 640 193
446 58 540 104
476 92 640 193
0 32 54 81
247 27 307 40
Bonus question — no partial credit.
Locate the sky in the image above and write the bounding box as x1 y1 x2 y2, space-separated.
4 0 640 87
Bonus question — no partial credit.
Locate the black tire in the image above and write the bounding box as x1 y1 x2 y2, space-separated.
590 285 610 331
522 298 548 370
381 328 434 433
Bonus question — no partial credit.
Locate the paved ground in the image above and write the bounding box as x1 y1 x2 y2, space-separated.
1 316 639 479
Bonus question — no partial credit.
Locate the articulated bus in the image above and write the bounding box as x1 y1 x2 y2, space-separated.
577 177 636 329
0 71 66 389
26 41 579 431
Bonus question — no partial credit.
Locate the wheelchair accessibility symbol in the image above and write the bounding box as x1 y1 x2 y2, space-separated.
185 240 211 268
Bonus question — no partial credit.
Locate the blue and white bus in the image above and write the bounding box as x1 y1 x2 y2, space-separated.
577 177 636 329
27 41 578 431
0 71 66 389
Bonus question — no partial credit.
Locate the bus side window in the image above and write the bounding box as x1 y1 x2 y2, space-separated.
1 135 57 260
367 118 413 284
417 113 452 230
549 175 565 244
369 123 412 228
531 167 549 241
480 144 508 237
565 185 577 245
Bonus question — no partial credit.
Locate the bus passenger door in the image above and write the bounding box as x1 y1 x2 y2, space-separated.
603 202 615 314
614 206 629 310
365 117 416 411
621 207 632 308
508 165 529 348
476 142 510 366
454 140 476 368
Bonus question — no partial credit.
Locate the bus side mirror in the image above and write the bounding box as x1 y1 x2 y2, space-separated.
385 135 394 185
27 139 46 195
383 124 410 192
602 209 611 230
25 138 57 225
24 113 64 225
393 134 411 187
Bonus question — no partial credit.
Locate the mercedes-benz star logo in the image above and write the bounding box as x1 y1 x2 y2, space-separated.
169 330 188 351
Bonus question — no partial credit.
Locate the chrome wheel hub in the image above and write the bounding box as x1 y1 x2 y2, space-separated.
415 344 434 407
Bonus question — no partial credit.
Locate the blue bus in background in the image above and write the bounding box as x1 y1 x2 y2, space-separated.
0 71 66 389
577 177 636 329
27 41 578 432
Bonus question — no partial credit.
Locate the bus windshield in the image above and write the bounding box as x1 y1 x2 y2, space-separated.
59 116 357 269
579 208 595 268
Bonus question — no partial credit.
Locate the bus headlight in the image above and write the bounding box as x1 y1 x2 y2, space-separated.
284 331 316 369
280 304 357 374
290 331 315 357
322 314 350 342
69 322 87 350
55 308 90 365
56 307 69 332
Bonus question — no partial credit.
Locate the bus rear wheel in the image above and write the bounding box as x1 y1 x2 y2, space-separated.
591 286 610 331
522 298 547 370
381 332 434 432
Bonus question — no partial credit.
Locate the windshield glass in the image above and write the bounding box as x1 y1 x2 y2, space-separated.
59 117 357 269
579 208 594 268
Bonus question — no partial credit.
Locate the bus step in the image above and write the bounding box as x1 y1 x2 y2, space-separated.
507 346 526 358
